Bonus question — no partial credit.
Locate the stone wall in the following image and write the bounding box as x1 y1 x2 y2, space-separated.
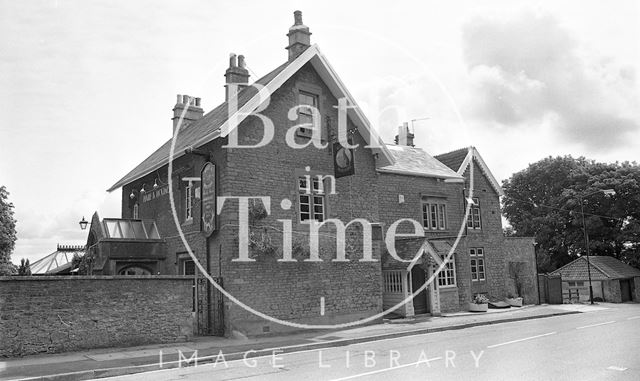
0 276 193 357
219 63 385 335
603 279 621 302
503 237 539 304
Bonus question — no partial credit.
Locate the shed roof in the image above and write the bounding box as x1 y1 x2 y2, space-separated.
551 256 640 280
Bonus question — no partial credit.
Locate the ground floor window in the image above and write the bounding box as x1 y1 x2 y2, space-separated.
438 254 457 287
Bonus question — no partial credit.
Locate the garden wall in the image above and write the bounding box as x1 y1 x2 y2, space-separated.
0 276 193 357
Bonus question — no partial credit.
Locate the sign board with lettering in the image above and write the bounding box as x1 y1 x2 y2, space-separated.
142 185 169 203
333 141 355 178
201 162 216 237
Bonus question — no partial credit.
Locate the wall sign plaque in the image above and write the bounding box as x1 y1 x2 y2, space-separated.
201 162 216 236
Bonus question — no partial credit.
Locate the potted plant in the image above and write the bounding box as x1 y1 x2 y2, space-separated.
469 294 489 312
506 294 523 307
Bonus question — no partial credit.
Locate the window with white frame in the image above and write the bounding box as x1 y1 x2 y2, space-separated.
185 183 193 221
470 248 486 281
422 201 447 230
297 91 318 138
467 197 481 230
437 254 456 287
298 176 325 222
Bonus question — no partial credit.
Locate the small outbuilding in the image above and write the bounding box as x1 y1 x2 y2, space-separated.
551 256 640 303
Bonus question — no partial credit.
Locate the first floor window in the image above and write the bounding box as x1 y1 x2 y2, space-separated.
437 254 457 287
298 176 325 222
185 183 193 221
470 248 485 281
467 197 481 230
422 201 447 230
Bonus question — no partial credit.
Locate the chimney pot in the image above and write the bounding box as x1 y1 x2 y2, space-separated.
286 10 311 61
224 53 250 101
173 94 203 134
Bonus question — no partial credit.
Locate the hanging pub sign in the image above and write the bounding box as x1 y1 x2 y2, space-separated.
333 140 355 178
201 162 216 237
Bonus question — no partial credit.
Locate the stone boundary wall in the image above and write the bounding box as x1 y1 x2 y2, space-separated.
0 276 194 357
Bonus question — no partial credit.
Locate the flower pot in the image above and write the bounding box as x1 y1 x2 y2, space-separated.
469 303 488 312
506 297 523 307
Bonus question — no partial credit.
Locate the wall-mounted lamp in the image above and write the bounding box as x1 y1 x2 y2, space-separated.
129 190 135 199
79 216 90 230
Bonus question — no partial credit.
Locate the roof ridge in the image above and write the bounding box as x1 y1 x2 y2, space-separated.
587 256 612 278
434 146 472 158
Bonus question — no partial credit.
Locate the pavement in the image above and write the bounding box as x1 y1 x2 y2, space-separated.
0 303 600 381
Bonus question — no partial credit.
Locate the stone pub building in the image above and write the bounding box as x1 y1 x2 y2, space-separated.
99 11 538 337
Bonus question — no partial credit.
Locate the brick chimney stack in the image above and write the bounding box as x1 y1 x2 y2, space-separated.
394 122 415 147
286 10 311 61
225 53 250 101
172 94 203 134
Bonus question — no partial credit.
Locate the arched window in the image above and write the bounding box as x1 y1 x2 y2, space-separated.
118 266 151 276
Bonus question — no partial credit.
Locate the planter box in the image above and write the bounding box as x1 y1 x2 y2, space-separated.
506 297 523 307
469 303 488 312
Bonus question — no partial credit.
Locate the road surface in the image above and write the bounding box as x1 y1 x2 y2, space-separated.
103 304 640 381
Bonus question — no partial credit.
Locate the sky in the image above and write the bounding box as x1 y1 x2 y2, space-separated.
1 0 638 264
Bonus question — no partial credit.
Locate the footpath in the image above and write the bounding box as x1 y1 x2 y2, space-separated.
0 303 605 381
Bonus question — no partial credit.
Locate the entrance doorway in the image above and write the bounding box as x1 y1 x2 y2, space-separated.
620 279 632 302
411 267 429 314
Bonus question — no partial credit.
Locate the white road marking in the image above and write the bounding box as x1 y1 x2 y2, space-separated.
321 297 325 316
607 366 628 371
626 316 640 320
576 321 615 330
329 357 443 381
487 332 557 349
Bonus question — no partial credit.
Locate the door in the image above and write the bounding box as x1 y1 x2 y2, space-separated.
411 267 429 314
620 279 631 302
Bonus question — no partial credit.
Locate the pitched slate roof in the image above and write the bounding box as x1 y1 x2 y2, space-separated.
377 145 463 180
551 256 640 280
433 147 468 172
108 45 395 192
107 62 290 192
434 146 504 197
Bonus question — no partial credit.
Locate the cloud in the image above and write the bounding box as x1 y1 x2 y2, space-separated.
461 10 639 150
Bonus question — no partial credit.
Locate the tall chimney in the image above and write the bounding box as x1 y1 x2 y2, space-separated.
172 94 203 134
394 122 415 147
286 10 311 61
225 53 250 101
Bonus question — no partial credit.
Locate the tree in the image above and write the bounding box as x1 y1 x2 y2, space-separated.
0 185 17 276
502 156 640 272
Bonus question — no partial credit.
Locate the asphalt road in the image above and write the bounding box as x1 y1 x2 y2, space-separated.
103 304 640 381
